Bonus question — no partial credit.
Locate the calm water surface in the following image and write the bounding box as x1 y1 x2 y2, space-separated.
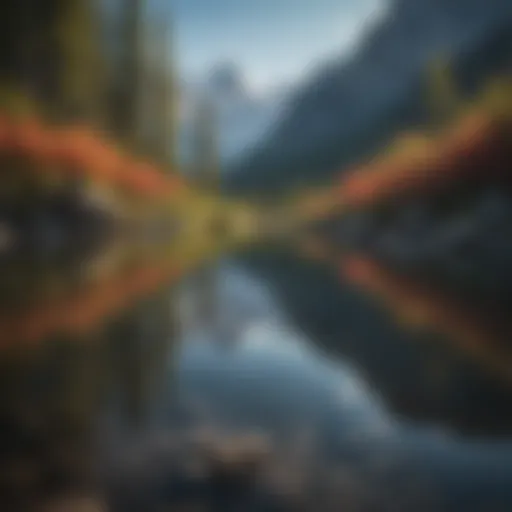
0 242 511 511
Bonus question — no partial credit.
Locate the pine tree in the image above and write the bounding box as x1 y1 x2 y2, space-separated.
140 18 177 169
54 0 105 124
158 19 178 170
426 57 461 127
191 96 219 191
115 0 145 147
0 1 62 116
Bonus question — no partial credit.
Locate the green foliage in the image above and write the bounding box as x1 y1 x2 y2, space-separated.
54 0 105 123
479 75 512 119
426 56 462 126
0 85 40 118
191 97 219 190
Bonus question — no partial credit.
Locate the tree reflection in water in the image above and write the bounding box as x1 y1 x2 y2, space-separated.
1 239 512 511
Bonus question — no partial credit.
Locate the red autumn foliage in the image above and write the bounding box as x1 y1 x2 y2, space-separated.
0 113 184 200
340 255 512 383
339 111 512 208
0 259 182 349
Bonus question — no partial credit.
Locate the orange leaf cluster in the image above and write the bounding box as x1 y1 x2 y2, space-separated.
0 259 182 350
0 113 183 200
341 255 512 383
338 111 512 208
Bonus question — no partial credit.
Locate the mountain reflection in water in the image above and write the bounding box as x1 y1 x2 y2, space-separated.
0 243 512 512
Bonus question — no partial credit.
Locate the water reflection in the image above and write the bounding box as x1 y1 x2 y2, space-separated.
341 255 512 385
1 240 512 511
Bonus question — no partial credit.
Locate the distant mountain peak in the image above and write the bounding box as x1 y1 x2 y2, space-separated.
179 62 286 168
207 62 249 101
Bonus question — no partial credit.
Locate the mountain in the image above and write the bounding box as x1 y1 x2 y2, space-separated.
178 63 287 168
225 0 512 194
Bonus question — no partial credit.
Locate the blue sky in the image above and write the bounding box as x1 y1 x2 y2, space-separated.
167 0 385 92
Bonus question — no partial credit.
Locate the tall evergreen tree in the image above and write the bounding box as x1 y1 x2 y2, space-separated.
114 0 145 147
191 96 219 191
54 0 105 123
138 18 176 168
154 19 177 169
427 57 461 127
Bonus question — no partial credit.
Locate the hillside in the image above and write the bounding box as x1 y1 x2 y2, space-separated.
225 0 512 194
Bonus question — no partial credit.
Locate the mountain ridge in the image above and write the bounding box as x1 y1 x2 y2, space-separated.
225 0 512 194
